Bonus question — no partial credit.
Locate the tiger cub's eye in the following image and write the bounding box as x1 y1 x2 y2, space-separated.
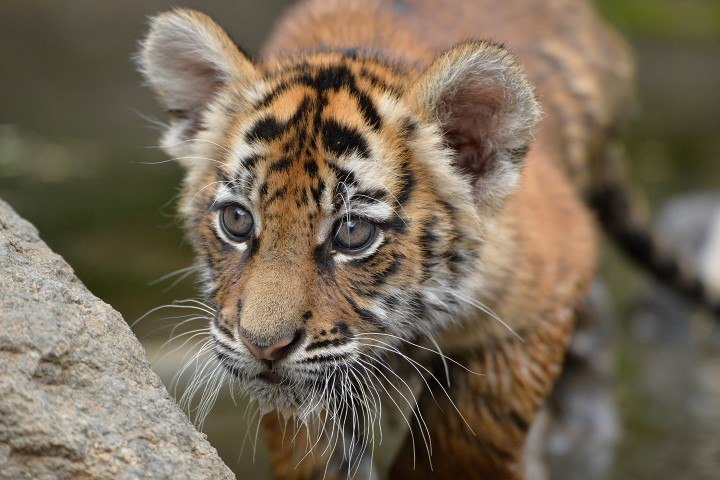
334 219 377 252
220 204 254 241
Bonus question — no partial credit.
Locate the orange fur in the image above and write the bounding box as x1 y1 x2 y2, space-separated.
137 1 632 478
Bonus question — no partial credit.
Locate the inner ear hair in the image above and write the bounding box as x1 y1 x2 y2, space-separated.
410 41 541 204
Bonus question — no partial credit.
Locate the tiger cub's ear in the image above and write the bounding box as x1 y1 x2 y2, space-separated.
136 9 260 157
409 41 541 209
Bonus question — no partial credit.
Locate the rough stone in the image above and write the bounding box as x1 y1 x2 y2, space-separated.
0 198 234 479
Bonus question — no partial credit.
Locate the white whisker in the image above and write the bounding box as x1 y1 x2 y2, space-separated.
452 291 523 341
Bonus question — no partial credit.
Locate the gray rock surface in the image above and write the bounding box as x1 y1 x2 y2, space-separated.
0 198 234 479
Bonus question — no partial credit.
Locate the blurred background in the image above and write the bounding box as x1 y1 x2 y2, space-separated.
0 1 718 478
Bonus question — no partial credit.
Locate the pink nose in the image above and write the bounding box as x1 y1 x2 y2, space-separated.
239 329 302 361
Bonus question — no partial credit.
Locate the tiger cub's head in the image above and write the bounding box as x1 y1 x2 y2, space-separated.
137 9 539 414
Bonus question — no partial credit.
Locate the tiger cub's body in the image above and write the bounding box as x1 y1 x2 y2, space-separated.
138 0 634 478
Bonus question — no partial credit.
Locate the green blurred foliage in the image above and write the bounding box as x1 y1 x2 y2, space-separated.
599 0 720 44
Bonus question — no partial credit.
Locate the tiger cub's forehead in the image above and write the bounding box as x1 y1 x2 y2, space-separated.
216 53 418 219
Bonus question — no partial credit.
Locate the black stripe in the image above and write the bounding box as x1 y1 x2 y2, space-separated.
267 156 293 173
214 349 243 378
395 162 416 205
329 164 357 212
314 242 334 273
262 186 288 207
310 181 324 205
355 91 382 130
443 249 465 276
306 338 349 351
420 221 439 255
399 116 418 137
309 65 381 129
334 321 351 335
296 188 309 208
362 254 403 287
242 236 259 262
288 95 313 124
300 353 347 364
257 80 291 108
358 68 403 96
322 120 370 158
310 65 354 91
484 441 515 461
438 199 457 216
259 181 269 198
343 294 386 331
245 117 284 143
509 410 530 431
212 316 234 339
304 159 319 176
242 153 261 171
329 163 357 187
376 214 409 234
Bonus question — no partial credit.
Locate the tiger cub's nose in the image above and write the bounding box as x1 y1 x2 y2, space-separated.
239 328 304 361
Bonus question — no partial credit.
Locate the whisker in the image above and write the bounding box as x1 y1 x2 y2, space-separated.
252 406 265 464
173 298 216 315
159 326 211 353
357 338 477 436
148 265 199 286
354 356 422 469
135 155 226 167
172 338 214 400
451 291 523 341
355 332 484 377
131 302 212 328
156 326 212 367
137 312 202 340
148 137 232 155
356 354 433 461
239 402 261 461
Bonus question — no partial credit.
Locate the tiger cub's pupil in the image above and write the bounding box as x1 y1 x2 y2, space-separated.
220 204 253 240
334 219 377 252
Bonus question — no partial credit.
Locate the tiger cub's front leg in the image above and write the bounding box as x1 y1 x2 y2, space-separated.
390 309 576 480
263 414 378 480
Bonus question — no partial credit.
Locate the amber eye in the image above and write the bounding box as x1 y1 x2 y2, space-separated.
333 218 377 252
220 204 254 241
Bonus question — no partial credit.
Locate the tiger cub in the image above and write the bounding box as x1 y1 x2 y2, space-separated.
136 0 703 478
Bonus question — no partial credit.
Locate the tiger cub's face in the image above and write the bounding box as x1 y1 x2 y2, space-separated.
137 10 539 414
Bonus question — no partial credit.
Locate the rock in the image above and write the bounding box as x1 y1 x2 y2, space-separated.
0 198 234 480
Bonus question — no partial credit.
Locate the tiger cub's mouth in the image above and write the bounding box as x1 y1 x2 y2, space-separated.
256 370 283 385
210 326 362 411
